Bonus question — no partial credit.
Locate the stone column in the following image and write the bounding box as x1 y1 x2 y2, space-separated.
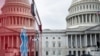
70 18 72 25
85 14 87 23
93 14 96 23
66 35 69 48
90 34 92 46
22 18 23 25
84 34 87 47
95 34 97 46
72 17 73 25
71 35 73 48
8 36 9 48
3 36 5 49
78 15 80 24
15 17 17 25
12 36 14 47
80 35 82 48
80 51 82 56
75 35 77 48
97 14 99 23
75 16 77 24
12 17 14 25
19 17 21 25
76 51 78 56
82 15 84 23
16 36 19 48
89 14 91 23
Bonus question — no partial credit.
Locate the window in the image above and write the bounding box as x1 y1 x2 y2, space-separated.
58 37 61 39
46 41 48 47
53 51 55 55
53 37 55 39
46 51 48 55
46 37 48 39
53 42 55 47
58 41 61 47
58 50 61 55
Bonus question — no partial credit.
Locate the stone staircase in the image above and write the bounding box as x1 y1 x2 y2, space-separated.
88 47 100 56
93 52 100 56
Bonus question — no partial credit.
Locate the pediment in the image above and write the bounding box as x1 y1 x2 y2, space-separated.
86 24 100 31
0 26 19 33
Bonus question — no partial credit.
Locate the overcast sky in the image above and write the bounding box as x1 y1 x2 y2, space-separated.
0 0 72 29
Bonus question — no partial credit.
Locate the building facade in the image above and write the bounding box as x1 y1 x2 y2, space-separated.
42 0 100 56
0 0 36 56
42 29 66 56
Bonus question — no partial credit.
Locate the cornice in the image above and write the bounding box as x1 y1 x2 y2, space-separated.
66 11 99 20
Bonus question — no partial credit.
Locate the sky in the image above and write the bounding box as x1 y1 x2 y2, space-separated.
0 0 72 29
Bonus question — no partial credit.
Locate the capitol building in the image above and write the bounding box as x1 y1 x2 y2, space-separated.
42 0 100 56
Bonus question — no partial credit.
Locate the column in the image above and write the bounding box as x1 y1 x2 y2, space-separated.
15 17 17 25
94 34 97 46
76 51 78 56
22 18 23 25
12 36 14 47
93 14 96 23
71 35 73 48
85 34 87 47
12 17 14 25
75 35 77 48
71 18 73 25
89 14 91 23
66 35 69 48
3 36 5 49
78 15 80 24
74 16 77 24
85 14 87 23
16 36 18 48
70 19 71 26
80 35 82 48
8 36 9 48
19 17 21 25
97 14 99 23
10 36 13 48
23 18 25 25
3 18 4 25
7 17 9 25
90 34 92 46
80 51 82 56
29 19 30 27
25 18 26 26
82 15 84 23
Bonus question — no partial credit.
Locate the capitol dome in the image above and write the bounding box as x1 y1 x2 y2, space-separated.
5 0 30 5
66 0 100 28
0 0 34 29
